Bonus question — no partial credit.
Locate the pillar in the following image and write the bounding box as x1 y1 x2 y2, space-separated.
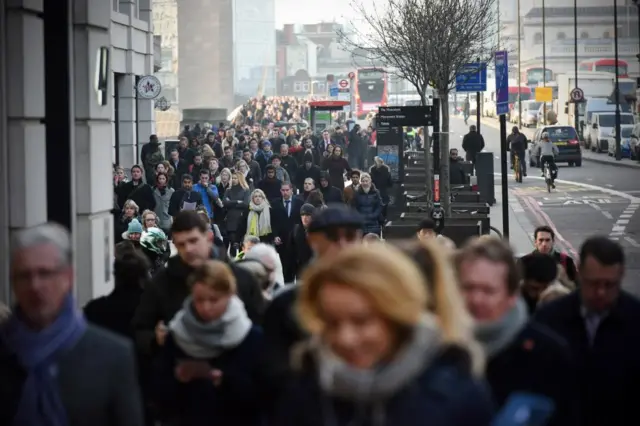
1 0 48 303
72 0 115 304
137 29 155 144
117 73 138 168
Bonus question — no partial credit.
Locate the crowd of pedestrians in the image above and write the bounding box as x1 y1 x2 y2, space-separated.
0 96 638 426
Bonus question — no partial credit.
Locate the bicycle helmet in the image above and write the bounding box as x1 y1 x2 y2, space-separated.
140 227 168 255
541 132 549 139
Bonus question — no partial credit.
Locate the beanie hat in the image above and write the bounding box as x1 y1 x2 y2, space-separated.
300 203 315 216
127 219 143 234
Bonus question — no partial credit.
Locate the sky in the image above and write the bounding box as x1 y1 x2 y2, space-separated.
274 0 370 28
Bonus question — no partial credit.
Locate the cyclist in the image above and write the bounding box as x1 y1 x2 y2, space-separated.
535 132 559 188
507 126 527 177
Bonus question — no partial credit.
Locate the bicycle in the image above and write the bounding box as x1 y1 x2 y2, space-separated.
513 153 524 183
542 161 553 193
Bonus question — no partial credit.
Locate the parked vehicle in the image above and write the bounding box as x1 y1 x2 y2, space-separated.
511 100 542 127
529 125 582 167
607 125 636 159
583 98 634 149
588 112 635 153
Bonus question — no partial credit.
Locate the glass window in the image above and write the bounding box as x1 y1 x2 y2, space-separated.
534 33 542 44
580 31 589 38
544 127 578 141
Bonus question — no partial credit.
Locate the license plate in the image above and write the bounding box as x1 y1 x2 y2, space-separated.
554 141 567 146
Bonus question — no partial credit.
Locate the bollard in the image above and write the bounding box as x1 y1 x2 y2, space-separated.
475 152 495 205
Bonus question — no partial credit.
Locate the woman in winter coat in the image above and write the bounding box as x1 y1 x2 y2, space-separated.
369 156 393 219
274 244 494 426
114 199 141 244
245 188 273 243
321 145 350 190
351 172 383 236
152 260 264 426
153 172 175 235
224 171 251 257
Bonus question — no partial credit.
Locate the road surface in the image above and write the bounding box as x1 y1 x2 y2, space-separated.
448 115 640 294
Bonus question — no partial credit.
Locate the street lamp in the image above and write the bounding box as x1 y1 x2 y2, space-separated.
574 0 579 135
542 0 547 125
614 0 622 161
517 0 522 128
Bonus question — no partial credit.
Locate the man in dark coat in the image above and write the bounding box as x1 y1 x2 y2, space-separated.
132 211 265 359
458 237 578 426
461 125 485 174
271 182 303 282
535 236 640 426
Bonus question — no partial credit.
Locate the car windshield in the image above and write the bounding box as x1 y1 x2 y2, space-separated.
525 102 542 111
620 127 633 138
544 127 578 141
599 114 635 127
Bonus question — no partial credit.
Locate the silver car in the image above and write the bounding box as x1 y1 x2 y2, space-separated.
513 100 542 127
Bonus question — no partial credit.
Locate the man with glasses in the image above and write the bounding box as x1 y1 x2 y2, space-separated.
261 204 364 416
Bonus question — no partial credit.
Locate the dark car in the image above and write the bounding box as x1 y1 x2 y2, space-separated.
529 125 582 167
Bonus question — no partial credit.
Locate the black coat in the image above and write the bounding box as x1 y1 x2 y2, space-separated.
257 177 281 203
449 158 467 185
369 164 393 200
151 329 264 426
222 184 250 233
319 185 343 204
322 156 350 190
462 131 485 157
534 291 640 426
116 180 145 209
287 224 313 278
486 322 578 426
295 164 322 190
351 186 383 234
84 286 143 342
271 197 303 241
168 189 204 217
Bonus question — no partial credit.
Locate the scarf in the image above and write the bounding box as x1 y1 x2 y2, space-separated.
474 298 528 358
315 315 443 426
1 293 87 426
247 201 271 237
169 295 252 359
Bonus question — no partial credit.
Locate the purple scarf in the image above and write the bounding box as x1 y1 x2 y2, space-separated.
1 293 87 426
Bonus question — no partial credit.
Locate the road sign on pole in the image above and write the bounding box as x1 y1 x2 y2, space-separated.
570 87 584 102
455 62 487 92
495 51 509 115
535 87 553 102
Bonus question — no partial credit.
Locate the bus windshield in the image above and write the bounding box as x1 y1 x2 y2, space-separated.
509 92 531 103
595 64 628 76
359 70 385 80
358 79 385 103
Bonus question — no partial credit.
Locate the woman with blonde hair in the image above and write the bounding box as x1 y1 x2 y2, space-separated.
115 199 141 244
140 209 159 231
224 171 251 256
245 189 273 243
394 238 484 374
276 245 493 426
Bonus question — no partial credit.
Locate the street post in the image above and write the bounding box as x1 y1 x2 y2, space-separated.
614 0 622 161
495 50 510 240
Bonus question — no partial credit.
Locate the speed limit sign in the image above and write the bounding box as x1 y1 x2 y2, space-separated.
570 88 584 102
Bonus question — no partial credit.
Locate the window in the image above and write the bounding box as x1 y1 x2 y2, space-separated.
580 31 589 39
113 0 118 12
294 82 302 92
301 81 310 92
534 32 543 44
161 47 172 71
603 31 611 39
557 32 566 40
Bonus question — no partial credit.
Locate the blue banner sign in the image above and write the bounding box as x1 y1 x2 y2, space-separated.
495 51 509 116
455 62 487 92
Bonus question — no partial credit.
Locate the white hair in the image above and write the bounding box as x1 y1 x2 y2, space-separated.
243 243 284 286
11 222 72 265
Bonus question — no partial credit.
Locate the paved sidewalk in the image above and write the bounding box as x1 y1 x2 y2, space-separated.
489 185 536 257
470 116 640 170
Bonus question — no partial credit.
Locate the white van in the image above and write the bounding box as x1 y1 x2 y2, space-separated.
588 112 635 153
583 98 633 149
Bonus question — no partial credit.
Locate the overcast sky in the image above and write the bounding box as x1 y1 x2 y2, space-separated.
275 0 369 28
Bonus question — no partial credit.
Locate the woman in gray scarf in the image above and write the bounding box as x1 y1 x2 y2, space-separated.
275 244 493 426
150 260 264 426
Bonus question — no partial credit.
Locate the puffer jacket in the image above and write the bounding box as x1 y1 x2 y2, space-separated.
351 186 383 234
153 186 175 231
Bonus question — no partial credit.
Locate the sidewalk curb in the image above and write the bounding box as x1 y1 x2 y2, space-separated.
582 155 640 170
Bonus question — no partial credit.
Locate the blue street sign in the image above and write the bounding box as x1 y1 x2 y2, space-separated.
455 62 487 92
329 86 339 97
495 51 509 115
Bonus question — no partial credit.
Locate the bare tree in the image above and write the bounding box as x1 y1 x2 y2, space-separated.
340 0 498 214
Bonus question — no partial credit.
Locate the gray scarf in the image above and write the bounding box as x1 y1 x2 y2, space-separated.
169 295 252 359
474 298 528 358
316 315 443 403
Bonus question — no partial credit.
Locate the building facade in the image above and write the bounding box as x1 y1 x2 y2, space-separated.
153 0 180 138
0 0 158 306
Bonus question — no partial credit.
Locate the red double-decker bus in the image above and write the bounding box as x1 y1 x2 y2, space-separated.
354 67 389 118
579 59 628 77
